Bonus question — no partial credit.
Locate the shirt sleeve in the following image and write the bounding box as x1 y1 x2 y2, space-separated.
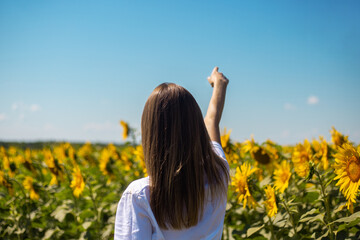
211 141 226 160
114 191 152 240
211 141 230 172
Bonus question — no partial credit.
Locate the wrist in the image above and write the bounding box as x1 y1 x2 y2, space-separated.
213 79 228 89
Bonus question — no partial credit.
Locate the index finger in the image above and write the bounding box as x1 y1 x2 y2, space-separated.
212 66 219 75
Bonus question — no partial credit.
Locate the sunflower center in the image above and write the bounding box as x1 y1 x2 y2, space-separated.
346 156 360 182
281 172 290 183
253 148 270 165
300 152 309 162
238 178 247 194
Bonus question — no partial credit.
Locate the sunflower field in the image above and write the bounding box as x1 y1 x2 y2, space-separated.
1 124 360 240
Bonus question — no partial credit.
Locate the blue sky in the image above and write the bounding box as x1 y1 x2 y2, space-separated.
0 1 359 145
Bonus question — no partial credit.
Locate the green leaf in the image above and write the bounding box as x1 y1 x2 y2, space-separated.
110 202 118 213
42 228 56 240
331 211 360 224
299 213 324 223
334 218 360 233
349 226 360 234
336 223 348 233
82 221 92 230
304 191 320 202
325 178 333 188
32 221 46 230
315 229 328 240
50 205 72 222
259 176 271 188
299 208 320 221
247 224 265 237
79 209 95 219
101 223 114 239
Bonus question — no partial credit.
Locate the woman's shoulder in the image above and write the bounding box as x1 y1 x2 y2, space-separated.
119 177 151 213
210 141 226 159
122 176 150 197
211 141 230 171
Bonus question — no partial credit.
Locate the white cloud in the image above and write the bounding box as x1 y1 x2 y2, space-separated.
307 96 319 105
19 114 25 120
0 113 6 121
284 103 295 110
11 102 41 112
29 104 41 112
11 103 19 111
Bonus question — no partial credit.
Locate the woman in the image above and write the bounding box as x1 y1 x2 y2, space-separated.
115 67 230 239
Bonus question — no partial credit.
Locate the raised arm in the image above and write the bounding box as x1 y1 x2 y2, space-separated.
204 67 229 144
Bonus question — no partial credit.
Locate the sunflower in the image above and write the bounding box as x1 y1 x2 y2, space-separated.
23 176 40 201
70 166 85 198
231 163 258 209
107 143 120 160
330 127 348 148
23 148 35 173
134 145 147 176
120 120 129 140
220 128 240 164
43 149 64 185
264 185 278 217
229 143 242 165
273 160 291 193
99 148 111 176
3 156 17 178
252 147 271 165
243 136 271 165
77 142 93 165
54 143 76 167
8 146 17 156
333 143 360 210
282 145 294 155
63 142 75 161
221 128 231 149
0 170 14 195
49 174 58 185
264 139 279 160
292 139 312 178
242 135 259 155
0 146 5 158
120 149 132 171
53 145 66 163
99 148 115 183
0 170 6 185
312 137 329 170
13 155 25 166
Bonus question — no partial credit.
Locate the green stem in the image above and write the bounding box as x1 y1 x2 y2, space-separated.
63 166 78 212
314 170 334 240
225 219 229 240
268 216 277 240
88 182 101 237
282 197 297 237
11 178 32 238
11 178 27 198
31 161 45 182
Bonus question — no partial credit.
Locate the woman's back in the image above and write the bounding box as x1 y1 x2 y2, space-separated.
115 141 229 240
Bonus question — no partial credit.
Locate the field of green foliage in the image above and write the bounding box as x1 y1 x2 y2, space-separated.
1 123 359 239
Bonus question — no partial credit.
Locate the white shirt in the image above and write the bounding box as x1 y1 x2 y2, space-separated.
114 141 229 240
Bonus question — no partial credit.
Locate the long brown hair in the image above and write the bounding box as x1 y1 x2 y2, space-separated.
141 83 229 230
